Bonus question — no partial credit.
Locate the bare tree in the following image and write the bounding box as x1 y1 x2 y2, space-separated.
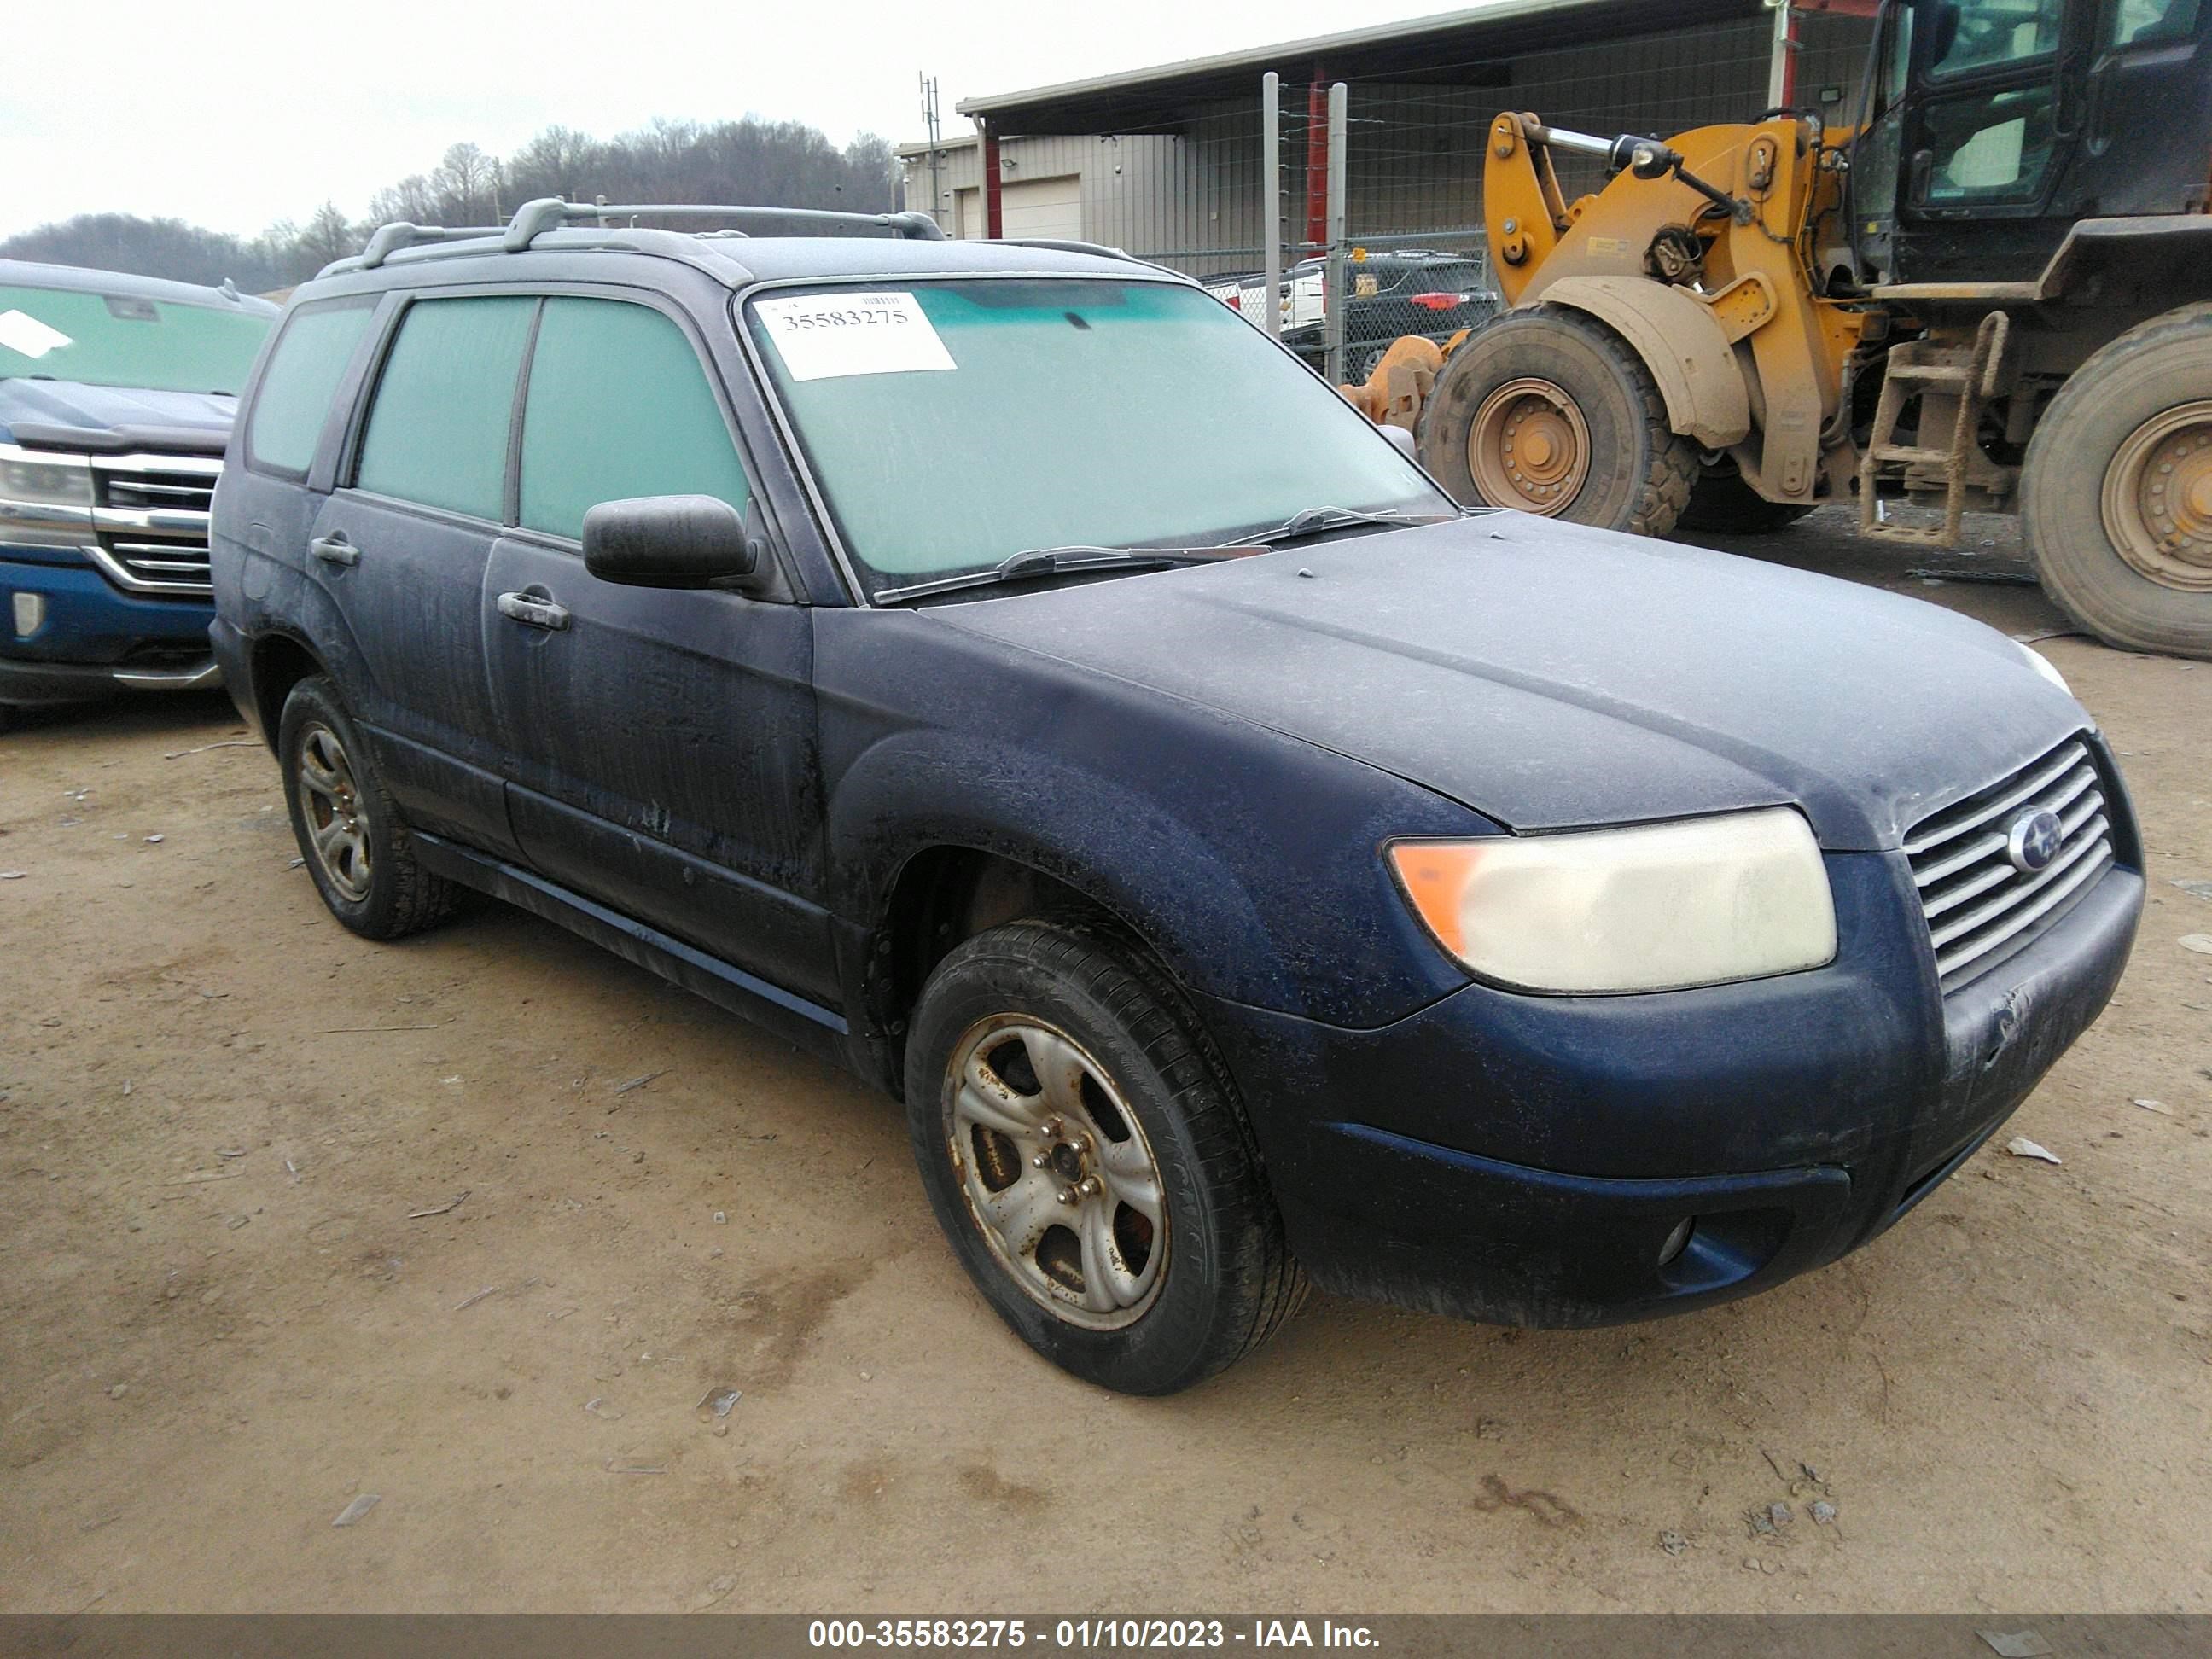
366 173 439 226
506 126 599 204
296 201 358 271
431 143 503 224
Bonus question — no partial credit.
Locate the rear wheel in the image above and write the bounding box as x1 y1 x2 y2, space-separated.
278 675 457 939
2023 304 2212 659
1417 303 1698 536
905 920 1305 1394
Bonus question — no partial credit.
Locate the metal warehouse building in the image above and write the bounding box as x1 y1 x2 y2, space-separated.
901 0 1876 275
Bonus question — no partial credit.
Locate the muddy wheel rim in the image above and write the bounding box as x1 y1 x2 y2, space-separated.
2101 399 2212 591
943 1015 1167 1330
1468 376 1590 515
297 721 372 903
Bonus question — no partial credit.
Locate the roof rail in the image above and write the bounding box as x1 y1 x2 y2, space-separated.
992 236 1145 265
314 197 948 283
508 197 946 245
318 222 507 277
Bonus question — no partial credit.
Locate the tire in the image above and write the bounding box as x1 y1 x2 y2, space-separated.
904 919 1306 1394
1677 465 1819 534
277 675 457 939
2022 303 2212 660
1417 302 1699 536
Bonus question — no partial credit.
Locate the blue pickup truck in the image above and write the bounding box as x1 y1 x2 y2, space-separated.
0 260 276 716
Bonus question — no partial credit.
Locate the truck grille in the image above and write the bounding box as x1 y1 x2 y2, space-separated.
1905 736 2115 991
90 454 222 597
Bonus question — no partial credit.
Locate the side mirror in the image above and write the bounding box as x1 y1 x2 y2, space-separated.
582 495 759 590
1382 424 1419 460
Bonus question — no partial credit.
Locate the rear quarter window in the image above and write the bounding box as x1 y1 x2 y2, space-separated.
246 299 378 476
355 294 536 521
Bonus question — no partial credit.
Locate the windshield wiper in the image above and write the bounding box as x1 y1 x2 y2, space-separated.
1224 505 1461 547
872 544 1247 605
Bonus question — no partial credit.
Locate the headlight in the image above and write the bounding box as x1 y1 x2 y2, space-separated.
1388 807 1837 994
2018 642 2070 696
0 444 95 550
0 448 94 507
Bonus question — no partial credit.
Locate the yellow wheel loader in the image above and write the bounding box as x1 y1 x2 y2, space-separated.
1388 0 2212 659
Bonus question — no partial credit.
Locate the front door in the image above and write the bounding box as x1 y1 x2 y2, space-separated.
307 292 533 855
1891 0 2079 282
481 293 836 1005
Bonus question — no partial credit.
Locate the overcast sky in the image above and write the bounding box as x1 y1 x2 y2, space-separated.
3 0 1478 241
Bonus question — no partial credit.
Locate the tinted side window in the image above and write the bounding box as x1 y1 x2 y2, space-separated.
2110 0 2198 47
247 300 376 475
1930 0 2063 75
356 295 535 521
519 298 751 542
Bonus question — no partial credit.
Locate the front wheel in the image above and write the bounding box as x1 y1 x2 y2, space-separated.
1417 303 1699 536
905 920 1306 1394
2023 303 2212 659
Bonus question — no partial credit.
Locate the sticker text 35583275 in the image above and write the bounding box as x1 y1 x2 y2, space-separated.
754 292 956 382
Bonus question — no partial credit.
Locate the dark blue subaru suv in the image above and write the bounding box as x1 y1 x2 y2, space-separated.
208 200 2141 1394
1 260 276 714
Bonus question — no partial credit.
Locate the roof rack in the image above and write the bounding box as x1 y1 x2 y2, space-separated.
317 196 946 279
560 201 946 242
992 236 1149 266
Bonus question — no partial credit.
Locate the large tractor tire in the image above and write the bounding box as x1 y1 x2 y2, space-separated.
1417 303 1699 537
1678 463 1819 534
2022 303 2212 660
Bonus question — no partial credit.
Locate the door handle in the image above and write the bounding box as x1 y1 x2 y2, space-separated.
309 533 359 567
496 591 571 632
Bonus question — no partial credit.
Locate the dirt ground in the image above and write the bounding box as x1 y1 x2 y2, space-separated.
3 510 2209 1615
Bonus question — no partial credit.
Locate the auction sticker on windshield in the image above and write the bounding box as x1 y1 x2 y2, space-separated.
755 291 955 381
0 308 73 359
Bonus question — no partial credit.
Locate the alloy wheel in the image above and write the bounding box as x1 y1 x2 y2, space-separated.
296 721 372 903
943 1015 1168 1330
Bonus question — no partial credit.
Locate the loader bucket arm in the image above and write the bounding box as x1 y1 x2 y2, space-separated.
1485 113 1574 308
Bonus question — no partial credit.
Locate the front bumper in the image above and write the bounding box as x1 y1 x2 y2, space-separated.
0 550 219 707
1204 853 2142 1328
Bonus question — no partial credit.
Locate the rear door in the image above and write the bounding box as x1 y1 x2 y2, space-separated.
306 292 533 855
481 290 835 1004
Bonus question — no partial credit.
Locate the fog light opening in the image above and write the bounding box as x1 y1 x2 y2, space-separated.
10 591 44 639
1657 1216 1696 1268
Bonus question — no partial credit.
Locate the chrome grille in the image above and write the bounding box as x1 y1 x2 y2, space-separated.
1905 737 2116 991
90 452 222 597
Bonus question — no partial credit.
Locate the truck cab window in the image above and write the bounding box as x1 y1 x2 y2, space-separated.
1929 0 2064 74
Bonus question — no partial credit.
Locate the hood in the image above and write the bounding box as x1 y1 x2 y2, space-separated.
927 513 2087 852
0 378 236 456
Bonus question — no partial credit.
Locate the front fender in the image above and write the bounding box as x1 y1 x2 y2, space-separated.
813 608 1490 1029
1534 274 1751 448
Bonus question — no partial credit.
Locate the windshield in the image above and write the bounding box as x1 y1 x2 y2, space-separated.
0 283 272 396
745 277 1448 596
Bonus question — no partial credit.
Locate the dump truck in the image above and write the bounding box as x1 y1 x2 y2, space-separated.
1363 0 2212 659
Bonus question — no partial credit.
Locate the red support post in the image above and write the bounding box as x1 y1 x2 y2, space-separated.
1304 76 1329 251
983 125 1004 240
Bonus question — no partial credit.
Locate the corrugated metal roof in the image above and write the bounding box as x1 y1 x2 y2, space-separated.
955 0 1761 128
